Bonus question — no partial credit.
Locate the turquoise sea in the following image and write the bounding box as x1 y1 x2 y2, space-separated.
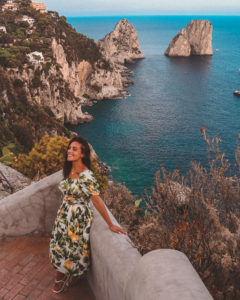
67 16 240 195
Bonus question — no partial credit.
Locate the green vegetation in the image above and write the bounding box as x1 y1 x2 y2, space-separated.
90 157 108 194
12 135 108 194
0 1 106 68
13 134 69 179
0 1 109 153
0 143 17 165
0 66 70 153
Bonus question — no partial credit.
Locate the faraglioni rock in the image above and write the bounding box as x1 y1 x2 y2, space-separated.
98 18 144 64
165 20 213 56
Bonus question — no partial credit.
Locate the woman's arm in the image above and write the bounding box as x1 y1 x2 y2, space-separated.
90 194 127 234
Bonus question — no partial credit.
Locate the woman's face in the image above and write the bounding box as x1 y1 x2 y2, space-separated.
67 141 84 162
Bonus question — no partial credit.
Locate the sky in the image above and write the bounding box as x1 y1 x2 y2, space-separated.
43 0 240 16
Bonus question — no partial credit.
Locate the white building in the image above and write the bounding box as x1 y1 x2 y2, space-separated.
27 51 45 64
2 2 18 11
22 15 35 26
0 26 7 33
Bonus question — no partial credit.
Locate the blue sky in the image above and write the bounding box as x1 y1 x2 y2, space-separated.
43 0 240 16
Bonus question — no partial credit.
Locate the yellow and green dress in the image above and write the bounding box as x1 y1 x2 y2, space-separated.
49 169 100 276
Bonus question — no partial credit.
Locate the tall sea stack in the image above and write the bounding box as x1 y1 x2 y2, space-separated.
98 18 144 64
165 20 213 57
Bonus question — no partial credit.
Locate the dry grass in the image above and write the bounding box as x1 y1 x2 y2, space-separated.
103 129 240 300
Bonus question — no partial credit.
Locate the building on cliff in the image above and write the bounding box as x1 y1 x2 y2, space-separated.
27 51 44 64
0 26 7 33
21 15 35 26
30 1 47 13
1 1 19 11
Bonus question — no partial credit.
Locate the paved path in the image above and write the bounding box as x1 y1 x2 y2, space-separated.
0 236 95 300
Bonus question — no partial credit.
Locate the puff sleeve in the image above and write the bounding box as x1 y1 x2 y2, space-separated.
84 171 100 196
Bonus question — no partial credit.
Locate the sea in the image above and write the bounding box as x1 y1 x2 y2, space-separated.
66 15 240 196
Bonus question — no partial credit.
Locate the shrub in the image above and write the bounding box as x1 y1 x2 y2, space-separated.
0 143 16 165
103 129 240 300
0 46 29 67
90 157 108 194
13 134 69 179
13 78 24 88
31 68 42 88
12 135 108 193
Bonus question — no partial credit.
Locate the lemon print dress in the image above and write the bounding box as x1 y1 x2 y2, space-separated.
49 169 100 276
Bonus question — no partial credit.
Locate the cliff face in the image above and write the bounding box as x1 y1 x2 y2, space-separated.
51 37 126 103
165 20 213 57
0 1 143 151
98 18 144 65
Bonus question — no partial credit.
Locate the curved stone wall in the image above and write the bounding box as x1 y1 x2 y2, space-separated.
89 206 213 300
0 171 63 240
0 171 213 299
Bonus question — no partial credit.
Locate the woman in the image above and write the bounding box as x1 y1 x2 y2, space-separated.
49 136 126 293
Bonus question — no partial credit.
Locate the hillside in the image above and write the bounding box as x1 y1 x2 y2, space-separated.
0 0 141 153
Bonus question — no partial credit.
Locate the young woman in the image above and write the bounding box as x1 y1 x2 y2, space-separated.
49 136 126 293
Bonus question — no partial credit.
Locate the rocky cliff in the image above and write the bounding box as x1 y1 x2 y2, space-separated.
0 0 143 152
98 18 144 65
165 20 213 57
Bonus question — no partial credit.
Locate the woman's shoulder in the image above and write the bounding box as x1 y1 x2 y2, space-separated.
80 169 94 179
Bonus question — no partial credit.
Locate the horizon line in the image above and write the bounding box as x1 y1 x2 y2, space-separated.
66 14 240 17
63 11 240 17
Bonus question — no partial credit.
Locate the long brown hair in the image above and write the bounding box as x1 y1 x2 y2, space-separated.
63 136 91 179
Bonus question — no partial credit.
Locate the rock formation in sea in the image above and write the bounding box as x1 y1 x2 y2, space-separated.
98 18 144 65
97 18 144 92
165 20 213 57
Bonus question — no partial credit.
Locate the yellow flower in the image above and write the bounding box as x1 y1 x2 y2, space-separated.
68 227 78 242
67 227 72 235
83 243 88 249
92 192 99 196
70 233 78 242
89 185 94 191
83 252 88 257
64 260 72 269
66 195 74 201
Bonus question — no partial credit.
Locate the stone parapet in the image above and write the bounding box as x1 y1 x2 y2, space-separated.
0 171 213 299
88 205 213 300
0 171 62 240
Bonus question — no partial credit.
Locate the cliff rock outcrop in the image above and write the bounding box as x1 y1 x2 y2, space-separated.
51 38 126 103
0 1 144 152
98 18 144 65
165 20 213 56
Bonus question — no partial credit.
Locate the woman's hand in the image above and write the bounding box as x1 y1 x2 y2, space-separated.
109 224 127 235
